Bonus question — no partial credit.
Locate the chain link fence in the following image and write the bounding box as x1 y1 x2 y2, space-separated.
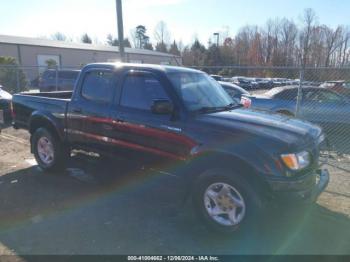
0 65 82 93
1 63 350 172
195 65 350 172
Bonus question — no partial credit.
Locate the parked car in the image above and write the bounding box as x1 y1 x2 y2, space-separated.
39 69 80 92
247 85 350 138
221 77 232 82
285 80 300 86
210 74 223 81
254 78 273 89
0 85 13 128
320 81 350 98
12 63 329 234
219 81 251 107
247 78 259 89
231 77 258 89
271 78 287 87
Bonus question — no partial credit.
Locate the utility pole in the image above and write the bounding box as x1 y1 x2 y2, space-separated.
295 67 304 117
213 32 219 46
116 0 125 62
213 32 220 67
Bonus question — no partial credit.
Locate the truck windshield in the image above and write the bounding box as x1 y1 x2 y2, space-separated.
167 72 235 112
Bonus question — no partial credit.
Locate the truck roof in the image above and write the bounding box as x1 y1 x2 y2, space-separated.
83 62 202 74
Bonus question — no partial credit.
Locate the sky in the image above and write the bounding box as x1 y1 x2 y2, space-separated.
0 0 349 47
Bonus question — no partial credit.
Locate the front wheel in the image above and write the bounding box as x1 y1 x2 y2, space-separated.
193 169 262 233
32 128 69 173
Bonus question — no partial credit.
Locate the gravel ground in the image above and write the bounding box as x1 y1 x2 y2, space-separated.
0 127 349 256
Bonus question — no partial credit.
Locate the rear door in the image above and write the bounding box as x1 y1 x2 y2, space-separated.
108 70 195 160
66 68 117 151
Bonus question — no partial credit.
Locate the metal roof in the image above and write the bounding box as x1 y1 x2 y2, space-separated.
0 34 179 58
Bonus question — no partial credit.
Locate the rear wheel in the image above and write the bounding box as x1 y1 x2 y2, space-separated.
193 168 262 233
32 128 69 173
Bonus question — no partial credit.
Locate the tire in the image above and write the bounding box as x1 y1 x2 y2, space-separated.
32 127 69 173
192 168 262 234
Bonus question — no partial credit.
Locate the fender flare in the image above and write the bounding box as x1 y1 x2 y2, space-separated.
28 111 65 151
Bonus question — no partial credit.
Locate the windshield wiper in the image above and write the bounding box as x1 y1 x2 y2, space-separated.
197 103 241 114
197 106 222 113
223 103 242 110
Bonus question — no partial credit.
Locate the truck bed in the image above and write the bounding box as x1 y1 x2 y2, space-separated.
12 91 71 130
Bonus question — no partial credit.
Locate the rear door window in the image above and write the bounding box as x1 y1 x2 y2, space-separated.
81 70 115 103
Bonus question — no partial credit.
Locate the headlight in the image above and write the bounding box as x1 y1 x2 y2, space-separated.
281 151 311 171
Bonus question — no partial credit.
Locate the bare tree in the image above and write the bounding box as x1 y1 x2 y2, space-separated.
263 19 274 65
280 18 298 65
309 25 325 67
323 25 343 66
339 27 350 66
178 8 349 69
154 21 171 46
299 8 318 67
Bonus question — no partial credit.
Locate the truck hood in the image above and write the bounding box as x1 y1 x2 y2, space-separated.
197 108 322 147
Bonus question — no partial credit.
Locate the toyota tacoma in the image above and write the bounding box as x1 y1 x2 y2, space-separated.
12 63 329 233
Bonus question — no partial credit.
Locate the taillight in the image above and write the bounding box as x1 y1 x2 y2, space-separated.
241 97 251 108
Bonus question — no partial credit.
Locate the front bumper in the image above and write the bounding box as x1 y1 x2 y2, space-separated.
266 169 329 203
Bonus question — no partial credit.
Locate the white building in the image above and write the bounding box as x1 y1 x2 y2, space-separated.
0 35 182 80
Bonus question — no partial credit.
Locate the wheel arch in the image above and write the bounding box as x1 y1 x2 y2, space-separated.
29 113 64 152
182 151 270 204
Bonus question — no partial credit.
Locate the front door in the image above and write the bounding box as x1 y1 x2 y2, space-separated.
109 70 196 160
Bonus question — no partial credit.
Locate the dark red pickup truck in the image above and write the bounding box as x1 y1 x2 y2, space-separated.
12 63 329 233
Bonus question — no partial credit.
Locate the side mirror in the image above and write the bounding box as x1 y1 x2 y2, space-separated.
151 99 174 115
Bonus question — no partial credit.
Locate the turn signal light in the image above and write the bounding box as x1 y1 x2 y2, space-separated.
241 97 251 108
